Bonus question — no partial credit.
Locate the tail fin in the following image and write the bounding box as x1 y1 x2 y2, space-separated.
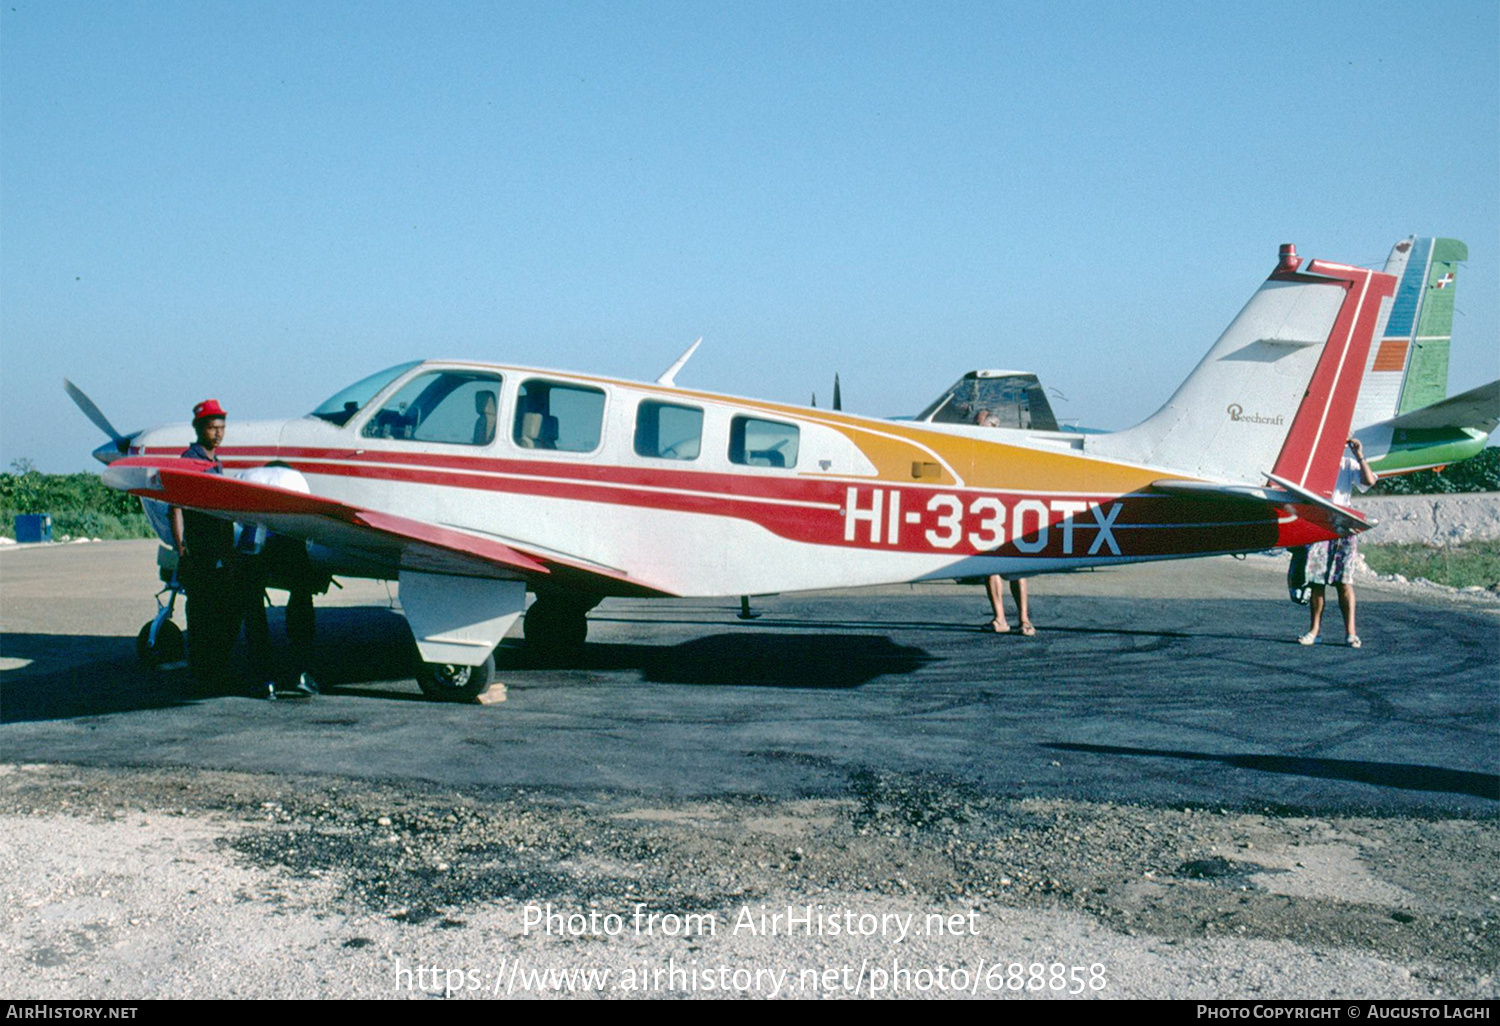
1088 245 1396 497
1350 237 1467 428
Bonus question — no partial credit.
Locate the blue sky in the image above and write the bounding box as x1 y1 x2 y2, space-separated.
4 1 1496 472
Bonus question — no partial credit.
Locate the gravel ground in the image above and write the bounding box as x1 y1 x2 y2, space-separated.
1 762 1494 1000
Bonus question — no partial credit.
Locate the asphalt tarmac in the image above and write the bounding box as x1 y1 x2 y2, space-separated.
3 540 1496 817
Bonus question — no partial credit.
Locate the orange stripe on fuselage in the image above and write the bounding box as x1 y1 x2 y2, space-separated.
145 363 1179 498
590 385 1171 495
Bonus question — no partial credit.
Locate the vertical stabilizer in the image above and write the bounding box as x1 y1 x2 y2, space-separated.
1350 237 1467 428
1267 260 1396 497
1088 246 1396 496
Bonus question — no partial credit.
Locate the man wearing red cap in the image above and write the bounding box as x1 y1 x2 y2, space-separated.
171 399 240 690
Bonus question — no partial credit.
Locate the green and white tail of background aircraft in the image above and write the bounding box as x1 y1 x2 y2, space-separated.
1349 237 1498 478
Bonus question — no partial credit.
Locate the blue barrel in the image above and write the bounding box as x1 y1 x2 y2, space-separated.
14 514 52 544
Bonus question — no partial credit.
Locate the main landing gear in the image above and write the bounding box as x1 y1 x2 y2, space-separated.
522 594 598 664
415 593 598 699
416 653 496 702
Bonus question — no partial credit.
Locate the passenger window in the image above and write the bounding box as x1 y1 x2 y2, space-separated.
635 401 703 461
513 380 606 453
729 416 798 468
361 370 503 446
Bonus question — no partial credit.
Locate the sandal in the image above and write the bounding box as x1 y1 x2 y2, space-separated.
1019 621 1036 637
1346 635 1361 648
1298 631 1319 646
983 619 1011 633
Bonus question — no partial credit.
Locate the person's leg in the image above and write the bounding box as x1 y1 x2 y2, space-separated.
1012 579 1034 635
1301 587 1325 644
202 567 242 689
241 569 273 690
287 588 316 684
984 575 1010 632
182 567 210 686
1335 583 1358 644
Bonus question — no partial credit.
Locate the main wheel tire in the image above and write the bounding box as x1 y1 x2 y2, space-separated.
524 597 590 664
416 652 496 702
136 620 185 667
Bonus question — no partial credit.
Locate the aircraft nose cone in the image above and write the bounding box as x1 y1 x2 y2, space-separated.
91 435 133 464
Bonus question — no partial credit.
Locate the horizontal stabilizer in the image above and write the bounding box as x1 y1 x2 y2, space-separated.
1149 479 1296 503
1263 472 1375 536
1383 378 1500 434
1151 475 1375 539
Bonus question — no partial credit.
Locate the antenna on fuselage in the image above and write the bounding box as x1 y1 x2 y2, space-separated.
655 337 703 387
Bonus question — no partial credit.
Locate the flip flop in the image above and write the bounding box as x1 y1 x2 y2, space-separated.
983 620 1011 633
1019 622 1036 637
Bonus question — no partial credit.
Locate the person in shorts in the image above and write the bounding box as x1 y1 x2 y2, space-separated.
1299 438 1377 648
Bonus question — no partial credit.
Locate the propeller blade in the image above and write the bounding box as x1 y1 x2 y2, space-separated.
65 379 138 463
64 378 124 441
832 373 842 412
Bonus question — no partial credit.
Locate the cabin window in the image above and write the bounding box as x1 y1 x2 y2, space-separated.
513 379 606 453
360 370 503 445
729 416 798 468
634 401 703 461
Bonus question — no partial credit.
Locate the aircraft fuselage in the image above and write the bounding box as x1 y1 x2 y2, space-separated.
122 359 1333 599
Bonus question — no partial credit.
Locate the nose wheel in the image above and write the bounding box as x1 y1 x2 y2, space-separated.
136 577 186 666
136 619 185 666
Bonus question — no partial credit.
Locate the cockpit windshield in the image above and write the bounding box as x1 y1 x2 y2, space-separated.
309 361 422 426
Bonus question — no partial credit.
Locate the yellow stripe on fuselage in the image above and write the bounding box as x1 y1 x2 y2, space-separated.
434 362 1184 495
662 391 1173 495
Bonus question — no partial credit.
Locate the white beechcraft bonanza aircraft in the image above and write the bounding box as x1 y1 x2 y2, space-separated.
80 243 1396 701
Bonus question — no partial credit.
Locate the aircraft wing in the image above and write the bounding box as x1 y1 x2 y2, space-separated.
1382 379 1500 434
102 457 671 595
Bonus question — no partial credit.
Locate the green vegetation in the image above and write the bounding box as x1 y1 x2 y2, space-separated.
1 461 153 540
1362 539 1500 590
1369 446 1500 495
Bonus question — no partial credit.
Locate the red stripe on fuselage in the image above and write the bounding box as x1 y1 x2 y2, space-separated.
139 445 1335 560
